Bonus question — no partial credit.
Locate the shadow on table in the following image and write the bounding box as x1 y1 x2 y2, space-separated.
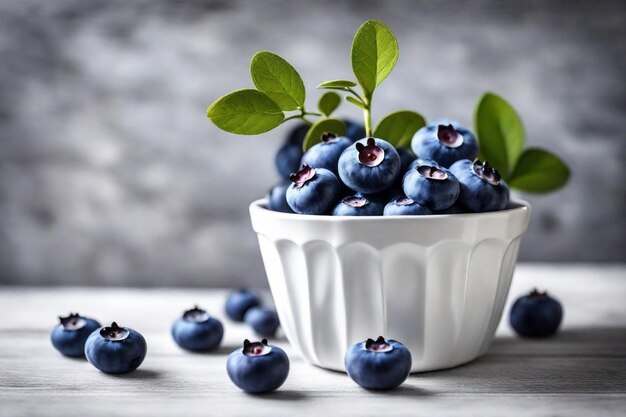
246 390 310 401
410 327 626 394
107 369 163 380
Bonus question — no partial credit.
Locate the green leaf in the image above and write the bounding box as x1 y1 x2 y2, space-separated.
351 19 399 98
475 92 525 180
302 118 347 152
373 110 426 148
250 51 306 111
318 80 357 89
318 92 341 117
508 148 570 193
206 89 284 135
345 96 365 109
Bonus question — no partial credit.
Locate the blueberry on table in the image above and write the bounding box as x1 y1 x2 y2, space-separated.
449 159 510 212
301 132 353 177
411 120 478 168
383 195 432 216
402 160 460 211
244 307 280 338
172 306 224 352
225 289 261 322
267 181 294 213
332 195 385 216
510 289 563 338
345 336 412 390
50 313 101 358
286 165 340 215
338 137 401 194
84 322 147 374
227 339 290 393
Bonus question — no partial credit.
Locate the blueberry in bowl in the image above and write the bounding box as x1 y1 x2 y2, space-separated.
301 132 353 177
510 289 563 338
338 137 401 194
332 194 385 216
345 336 412 390
383 195 432 216
286 165 340 215
50 313 101 358
84 322 147 374
449 159 509 212
411 120 478 168
402 159 460 211
226 339 290 393
172 306 224 351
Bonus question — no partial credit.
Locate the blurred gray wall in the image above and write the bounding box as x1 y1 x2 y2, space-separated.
0 0 624 287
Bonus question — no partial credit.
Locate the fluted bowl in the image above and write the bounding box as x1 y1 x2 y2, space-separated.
249 199 530 373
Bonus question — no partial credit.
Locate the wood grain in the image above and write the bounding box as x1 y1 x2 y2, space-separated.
1 264 625 416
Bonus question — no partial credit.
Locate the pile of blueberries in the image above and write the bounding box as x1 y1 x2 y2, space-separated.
268 120 510 216
51 288 563 393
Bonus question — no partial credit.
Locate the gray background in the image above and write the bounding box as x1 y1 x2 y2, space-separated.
0 0 624 287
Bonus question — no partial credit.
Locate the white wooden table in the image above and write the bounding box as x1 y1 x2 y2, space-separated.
1 264 625 417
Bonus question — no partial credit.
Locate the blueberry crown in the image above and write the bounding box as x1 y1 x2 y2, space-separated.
364 336 393 352
242 338 272 357
437 124 463 148
355 138 384 167
183 305 210 322
472 159 501 185
289 165 316 188
59 313 86 330
100 322 130 341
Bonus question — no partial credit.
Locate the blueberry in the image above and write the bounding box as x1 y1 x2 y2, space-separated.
411 120 478 168
338 138 401 194
510 289 563 338
50 313 101 358
225 289 261 322
383 195 432 216
402 160 460 211
275 142 304 179
449 159 509 212
332 195 385 216
267 181 294 213
84 322 147 374
244 307 280 338
343 119 366 142
171 306 224 352
345 336 412 390
286 165 340 215
226 339 290 393
301 132 353 177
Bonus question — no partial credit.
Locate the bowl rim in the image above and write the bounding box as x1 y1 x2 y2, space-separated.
250 198 530 222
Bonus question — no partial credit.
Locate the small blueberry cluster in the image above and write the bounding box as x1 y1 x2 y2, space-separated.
269 120 511 216
50 314 147 374
225 289 280 338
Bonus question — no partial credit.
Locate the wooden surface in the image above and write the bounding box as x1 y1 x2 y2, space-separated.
1 264 625 417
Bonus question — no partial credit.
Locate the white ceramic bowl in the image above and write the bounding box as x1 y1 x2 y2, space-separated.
249 199 530 373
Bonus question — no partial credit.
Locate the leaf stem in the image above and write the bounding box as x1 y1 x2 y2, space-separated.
346 88 366 106
362 94 372 136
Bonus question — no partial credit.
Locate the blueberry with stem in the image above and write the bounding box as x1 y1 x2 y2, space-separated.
286 165 340 215
338 137 401 194
411 120 478 168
